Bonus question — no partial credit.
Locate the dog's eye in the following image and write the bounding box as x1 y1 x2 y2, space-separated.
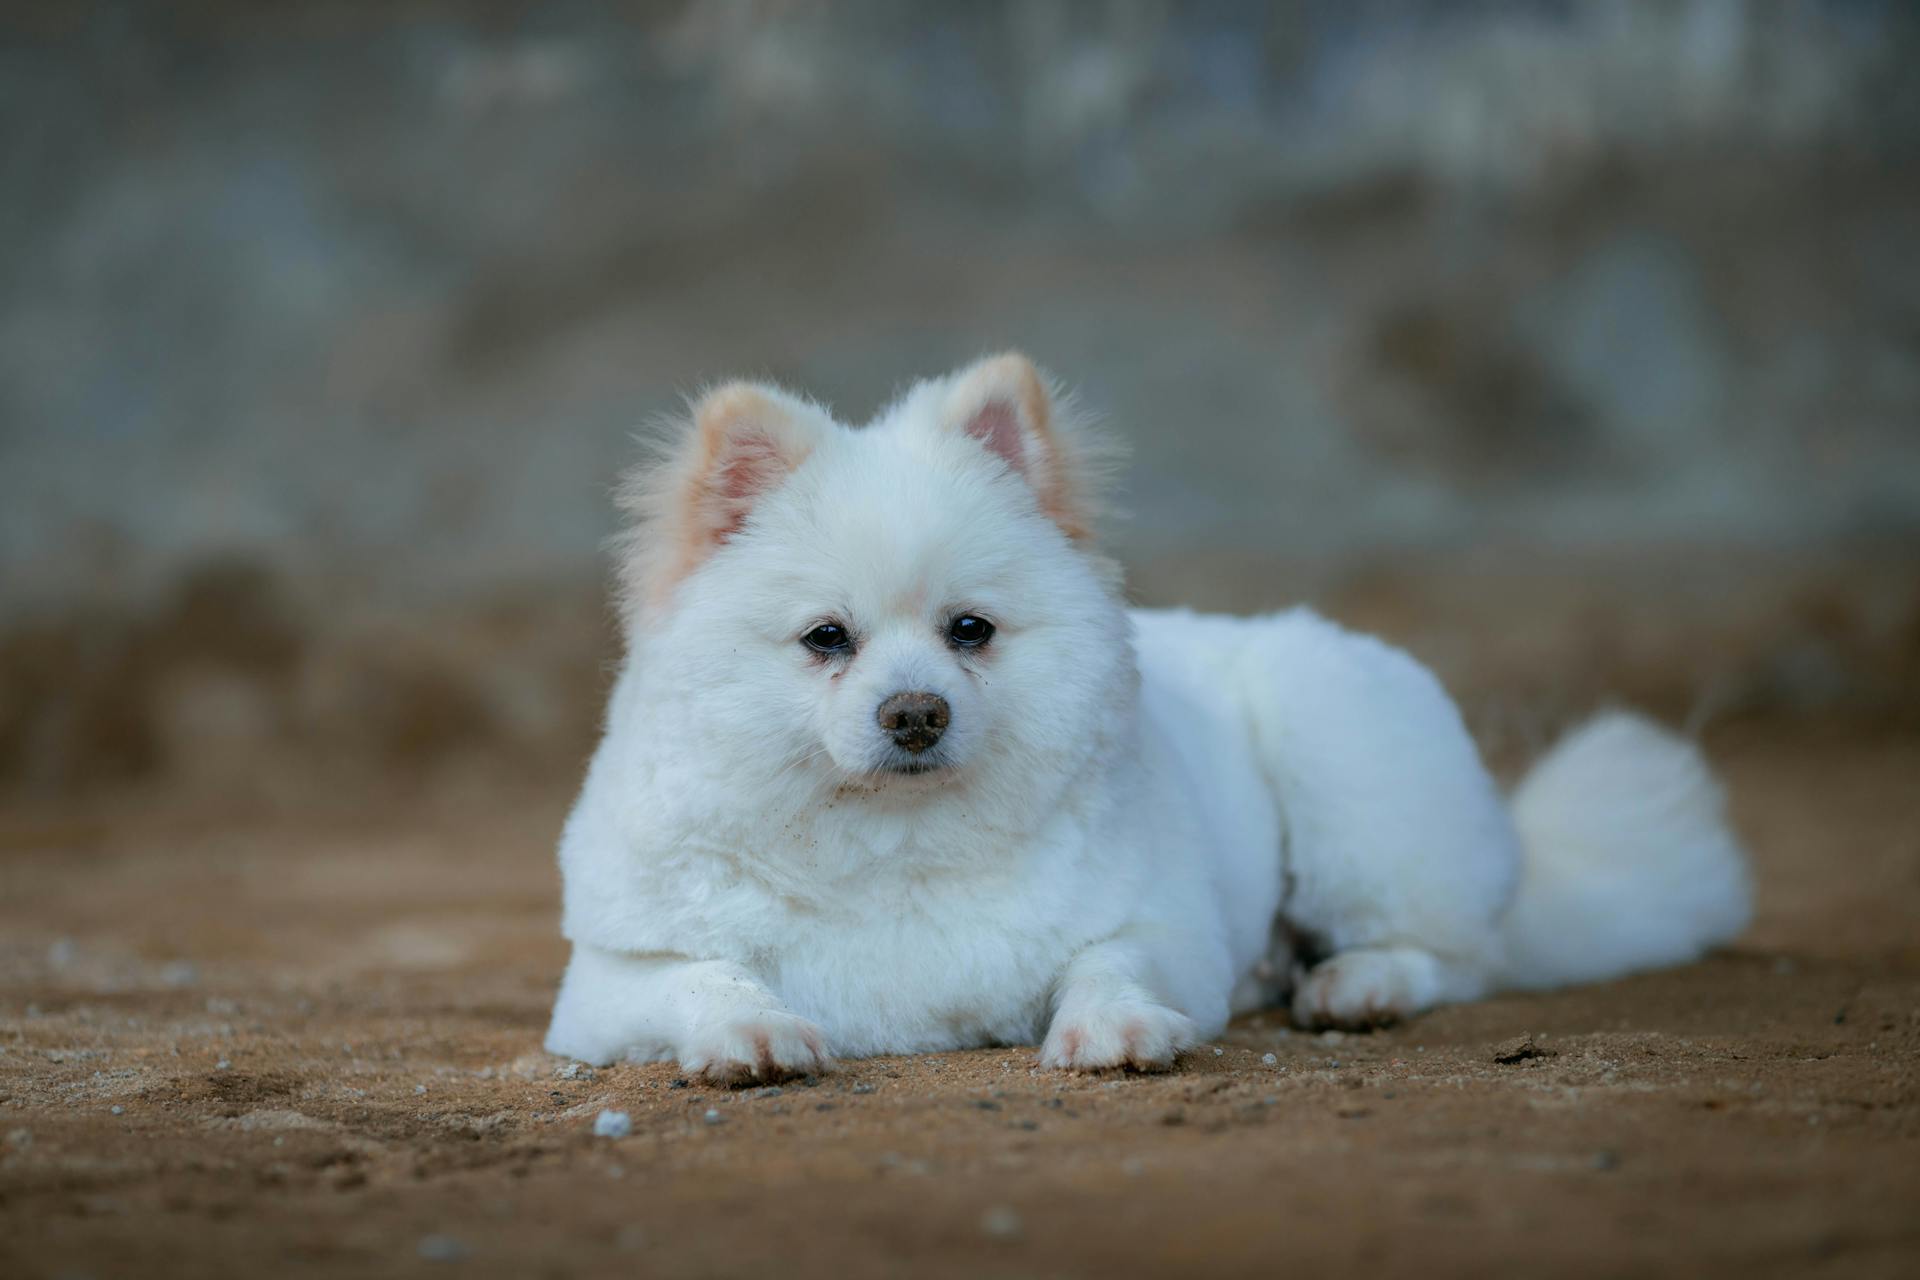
802 622 851 654
948 615 995 648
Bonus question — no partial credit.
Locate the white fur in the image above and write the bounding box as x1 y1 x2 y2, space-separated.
1500 711 1753 990
545 357 1753 1079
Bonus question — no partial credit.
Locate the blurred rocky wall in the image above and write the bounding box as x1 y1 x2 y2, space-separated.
3 1 1917 796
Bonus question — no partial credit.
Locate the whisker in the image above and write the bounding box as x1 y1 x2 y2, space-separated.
764 743 831 787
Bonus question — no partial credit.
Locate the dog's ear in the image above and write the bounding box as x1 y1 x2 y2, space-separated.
940 352 1100 540
680 383 827 545
619 382 832 611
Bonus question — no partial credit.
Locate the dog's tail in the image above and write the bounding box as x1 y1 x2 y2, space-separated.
1496 712 1752 991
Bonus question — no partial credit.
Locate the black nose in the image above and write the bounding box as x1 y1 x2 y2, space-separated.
876 691 950 754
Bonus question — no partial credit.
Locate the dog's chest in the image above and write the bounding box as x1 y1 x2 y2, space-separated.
756 883 1088 1056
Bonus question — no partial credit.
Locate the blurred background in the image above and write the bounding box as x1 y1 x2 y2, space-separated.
3 0 1917 804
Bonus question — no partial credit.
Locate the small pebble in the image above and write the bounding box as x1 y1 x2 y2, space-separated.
703 1108 723 1125
851 1083 876 1094
1261 1053 1278 1066
414 1084 427 1095
1492 1036 1551 1065
110 1105 124 1116
215 1059 231 1071
593 1110 633 1139
1212 1047 1224 1057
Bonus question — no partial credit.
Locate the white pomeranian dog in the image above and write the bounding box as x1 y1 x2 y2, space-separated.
545 353 1752 1081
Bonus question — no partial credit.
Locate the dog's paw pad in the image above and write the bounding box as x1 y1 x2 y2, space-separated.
683 1012 831 1085
1039 1002 1195 1072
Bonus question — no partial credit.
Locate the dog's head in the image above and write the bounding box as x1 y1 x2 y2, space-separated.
617 353 1132 804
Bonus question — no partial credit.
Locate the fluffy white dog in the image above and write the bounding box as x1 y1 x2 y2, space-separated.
545 353 1752 1082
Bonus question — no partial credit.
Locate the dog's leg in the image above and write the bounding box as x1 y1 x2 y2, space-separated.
1236 611 1520 1030
546 943 831 1083
1038 938 1199 1071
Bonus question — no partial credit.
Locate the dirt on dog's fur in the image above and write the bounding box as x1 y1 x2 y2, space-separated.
1 718 1916 1278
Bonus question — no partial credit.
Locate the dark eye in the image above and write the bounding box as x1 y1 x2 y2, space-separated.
802 622 851 654
948 615 995 648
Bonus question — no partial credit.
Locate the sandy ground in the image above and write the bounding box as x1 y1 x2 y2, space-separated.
2 717 1916 1278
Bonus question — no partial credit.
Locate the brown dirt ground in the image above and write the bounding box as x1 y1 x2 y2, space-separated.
2 717 1917 1279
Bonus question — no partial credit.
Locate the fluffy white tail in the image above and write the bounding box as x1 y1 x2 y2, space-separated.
1498 712 1752 991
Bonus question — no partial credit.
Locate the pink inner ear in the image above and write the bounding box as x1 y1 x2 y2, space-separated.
717 431 782 502
964 400 1027 473
711 430 787 541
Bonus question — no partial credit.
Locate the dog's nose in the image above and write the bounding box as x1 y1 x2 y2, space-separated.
876 691 950 754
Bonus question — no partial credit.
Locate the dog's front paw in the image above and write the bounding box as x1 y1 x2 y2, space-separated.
682 1011 832 1086
1039 1001 1195 1072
